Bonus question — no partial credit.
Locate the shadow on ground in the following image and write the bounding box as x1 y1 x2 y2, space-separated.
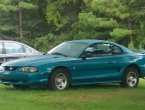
0 83 122 91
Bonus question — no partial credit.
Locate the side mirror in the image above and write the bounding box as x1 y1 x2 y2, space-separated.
80 55 87 60
80 52 93 60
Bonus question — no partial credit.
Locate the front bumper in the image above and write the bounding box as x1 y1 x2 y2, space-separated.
0 71 49 86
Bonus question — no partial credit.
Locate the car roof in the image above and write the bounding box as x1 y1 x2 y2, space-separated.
0 40 21 43
67 39 113 45
0 40 30 47
0 40 22 43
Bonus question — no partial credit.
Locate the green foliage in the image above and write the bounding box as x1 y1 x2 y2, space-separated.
45 0 82 33
34 33 70 51
78 12 118 28
20 37 36 48
19 1 36 9
0 25 14 31
0 0 36 11
46 2 62 28
0 0 49 39
128 42 135 49
0 4 17 11
72 11 118 40
71 0 122 40
34 33 56 51
91 0 129 19
0 0 17 11
110 28 133 41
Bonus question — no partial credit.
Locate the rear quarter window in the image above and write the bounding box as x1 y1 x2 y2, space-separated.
23 46 32 53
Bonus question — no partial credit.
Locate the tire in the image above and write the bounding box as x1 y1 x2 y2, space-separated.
49 68 70 90
13 85 29 89
121 67 139 88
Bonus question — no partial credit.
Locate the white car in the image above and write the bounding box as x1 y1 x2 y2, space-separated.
0 40 41 64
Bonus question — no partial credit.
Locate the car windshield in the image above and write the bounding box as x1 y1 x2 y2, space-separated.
47 42 87 57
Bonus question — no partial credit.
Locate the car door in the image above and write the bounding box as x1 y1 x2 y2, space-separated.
3 42 27 62
72 43 124 84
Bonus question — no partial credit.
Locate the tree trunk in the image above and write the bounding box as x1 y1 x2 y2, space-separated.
18 0 23 39
128 17 133 45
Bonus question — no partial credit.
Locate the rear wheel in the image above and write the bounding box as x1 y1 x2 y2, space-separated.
49 68 70 90
121 67 139 88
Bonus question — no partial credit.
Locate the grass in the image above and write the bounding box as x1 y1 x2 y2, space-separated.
0 80 145 110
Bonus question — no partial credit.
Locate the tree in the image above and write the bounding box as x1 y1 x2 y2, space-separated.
0 0 42 39
121 0 145 48
45 0 83 34
0 0 17 39
71 0 132 43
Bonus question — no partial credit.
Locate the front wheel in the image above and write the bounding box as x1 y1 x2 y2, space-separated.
121 67 139 88
49 69 70 90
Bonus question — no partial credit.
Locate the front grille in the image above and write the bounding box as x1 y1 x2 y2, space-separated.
5 66 18 71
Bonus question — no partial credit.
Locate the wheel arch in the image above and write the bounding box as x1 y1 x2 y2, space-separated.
125 64 141 77
48 66 72 82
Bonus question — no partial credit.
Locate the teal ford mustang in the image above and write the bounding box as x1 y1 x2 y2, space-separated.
0 40 145 90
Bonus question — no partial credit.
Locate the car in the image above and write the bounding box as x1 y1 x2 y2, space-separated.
0 40 41 64
0 39 145 90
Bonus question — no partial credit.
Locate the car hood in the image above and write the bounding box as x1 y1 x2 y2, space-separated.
2 55 74 67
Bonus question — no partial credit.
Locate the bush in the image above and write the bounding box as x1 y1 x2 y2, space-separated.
34 33 70 52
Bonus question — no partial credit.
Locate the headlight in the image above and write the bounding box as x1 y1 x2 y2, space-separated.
18 67 38 73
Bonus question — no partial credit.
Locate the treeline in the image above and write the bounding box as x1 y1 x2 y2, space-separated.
0 0 145 51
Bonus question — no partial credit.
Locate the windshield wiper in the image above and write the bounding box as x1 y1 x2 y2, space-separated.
50 52 67 57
